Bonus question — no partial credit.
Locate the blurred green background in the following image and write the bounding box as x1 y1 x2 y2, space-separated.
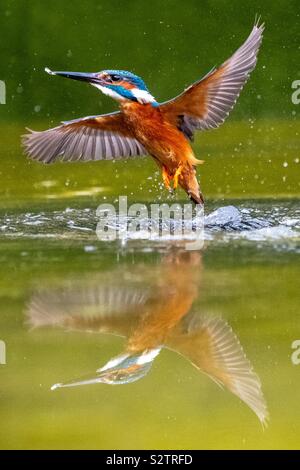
1 0 299 122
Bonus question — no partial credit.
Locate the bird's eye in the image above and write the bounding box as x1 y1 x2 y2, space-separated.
110 74 121 82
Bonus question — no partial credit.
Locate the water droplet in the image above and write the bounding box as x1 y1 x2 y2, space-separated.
84 245 97 253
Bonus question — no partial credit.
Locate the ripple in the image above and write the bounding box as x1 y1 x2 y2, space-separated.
0 200 299 252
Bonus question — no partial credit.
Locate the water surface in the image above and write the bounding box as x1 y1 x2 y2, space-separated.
0 197 299 449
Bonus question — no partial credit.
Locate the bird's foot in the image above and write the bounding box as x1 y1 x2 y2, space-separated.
162 166 172 191
173 165 183 190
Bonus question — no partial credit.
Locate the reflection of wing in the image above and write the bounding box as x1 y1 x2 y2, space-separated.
27 253 198 343
167 314 268 425
27 285 150 336
22 112 147 163
160 22 264 139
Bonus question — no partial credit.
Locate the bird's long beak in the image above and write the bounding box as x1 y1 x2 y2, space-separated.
45 67 103 85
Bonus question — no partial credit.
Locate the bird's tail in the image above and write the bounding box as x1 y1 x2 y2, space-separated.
179 164 204 205
189 190 204 205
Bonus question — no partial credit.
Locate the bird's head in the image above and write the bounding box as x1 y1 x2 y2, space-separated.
45 67 158 106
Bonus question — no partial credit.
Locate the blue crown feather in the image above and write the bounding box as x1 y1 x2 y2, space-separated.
104 70 149 91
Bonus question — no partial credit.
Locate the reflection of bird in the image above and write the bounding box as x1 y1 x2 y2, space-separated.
22 22 264 204
27 251 268 425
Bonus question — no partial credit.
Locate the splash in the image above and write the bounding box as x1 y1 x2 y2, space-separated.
1 201 299 252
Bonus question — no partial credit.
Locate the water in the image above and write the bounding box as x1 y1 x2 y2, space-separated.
0 198 299 449
1 199 299 249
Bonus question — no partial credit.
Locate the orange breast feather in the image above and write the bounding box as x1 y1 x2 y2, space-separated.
121 102 197 170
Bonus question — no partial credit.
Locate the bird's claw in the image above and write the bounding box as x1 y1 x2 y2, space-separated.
162 166 172 191
162 165 183 192
173 165 183 190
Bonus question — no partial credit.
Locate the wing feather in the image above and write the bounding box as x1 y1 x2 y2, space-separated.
160 21 264 139
167 313 269 425
22 112 147 163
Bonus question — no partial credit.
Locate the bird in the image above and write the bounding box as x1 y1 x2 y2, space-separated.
27 250 268 425
22 21 264 205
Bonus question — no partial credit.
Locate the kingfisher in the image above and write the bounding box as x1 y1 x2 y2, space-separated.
23 21 264 204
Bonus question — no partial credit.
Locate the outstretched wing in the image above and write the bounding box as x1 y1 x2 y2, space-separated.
160 21 264 140
27 283 151 336
167 314 268 425
22 112 147 163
